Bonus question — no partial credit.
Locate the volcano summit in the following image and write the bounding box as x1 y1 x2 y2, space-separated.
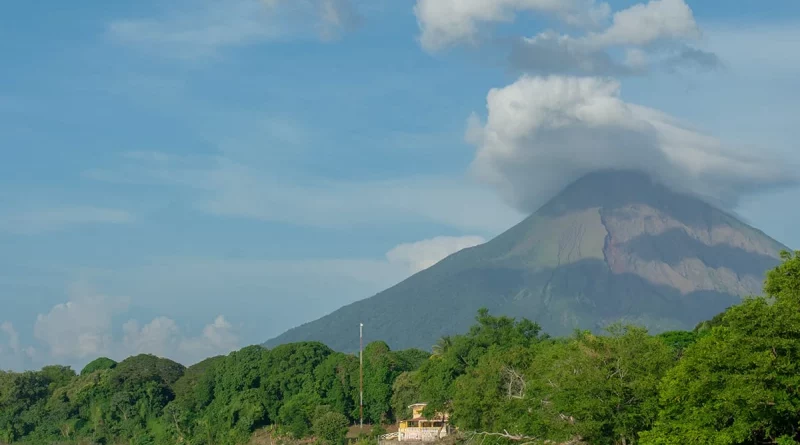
266 170 787 351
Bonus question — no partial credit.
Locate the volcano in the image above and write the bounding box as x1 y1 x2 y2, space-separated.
265 170 788 352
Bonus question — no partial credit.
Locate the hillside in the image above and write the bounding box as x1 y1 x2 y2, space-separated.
265 170 788 352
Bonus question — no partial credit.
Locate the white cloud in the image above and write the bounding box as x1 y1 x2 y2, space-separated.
109 0 359 58
468 75 798 213
123 315 239 365
418 0 716 76
1 322 20 355
76 255 414 345
178 316 240 363
122 317 180 358
514 0 709 75
386 235 486 273
587 0 699 47
0 322 34 371
0 206 133 235
26 286 239 369
67 231 492 356
34 291 129 360
5 230 486 371
414 0 610 51
511 31 641 76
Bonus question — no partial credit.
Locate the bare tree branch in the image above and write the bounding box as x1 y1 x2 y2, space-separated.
464 431 585 445
502 366 527 399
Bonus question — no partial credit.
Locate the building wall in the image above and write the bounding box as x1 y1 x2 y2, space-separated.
399 428 448 442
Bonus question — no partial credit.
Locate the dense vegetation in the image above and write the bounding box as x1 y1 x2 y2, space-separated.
2 251 800 445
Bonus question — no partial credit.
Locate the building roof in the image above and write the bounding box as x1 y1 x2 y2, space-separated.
401 415 448 422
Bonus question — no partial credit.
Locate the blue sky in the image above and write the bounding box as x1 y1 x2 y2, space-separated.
1 0 799 371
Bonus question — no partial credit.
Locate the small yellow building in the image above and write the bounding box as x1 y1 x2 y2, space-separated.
397 403 450 442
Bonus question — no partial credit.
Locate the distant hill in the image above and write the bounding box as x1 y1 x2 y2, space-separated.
265 170 788 352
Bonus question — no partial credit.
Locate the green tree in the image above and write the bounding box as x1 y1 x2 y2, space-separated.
529 326 674 445
392 348 430 371
363 341 403 423
81 357 118 375
451 344 535 434
260 342 333 422
390 371 421 422
38 366 76 391
655 331 697 359
279 391 321 438
313 411 349 445
641 251 800 445
314 353 359 420
431 336 453 357
416 309 544 418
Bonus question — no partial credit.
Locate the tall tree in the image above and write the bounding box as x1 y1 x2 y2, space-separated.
528 326 673 445
641 251 800 445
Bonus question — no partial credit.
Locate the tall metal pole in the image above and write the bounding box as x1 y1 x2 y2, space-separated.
360 322 364 430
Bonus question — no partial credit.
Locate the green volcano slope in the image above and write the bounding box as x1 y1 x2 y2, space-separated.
265 170 788 352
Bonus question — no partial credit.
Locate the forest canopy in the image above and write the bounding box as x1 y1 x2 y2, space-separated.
2 251 800 445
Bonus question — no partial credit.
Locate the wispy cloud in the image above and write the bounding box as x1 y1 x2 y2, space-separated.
0 206 134 235
86 152 523 235
108 0 360 59
1 228 484 371
65 233 485 360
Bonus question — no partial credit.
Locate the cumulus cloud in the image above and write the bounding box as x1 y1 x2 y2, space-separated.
414 0 610 52
123 315 239 365
29 288 239 369
122 317 181 359
386 235 486 273
415 0 718 76
109 0 360 58
34 292 129 359
512 0 713 75
179 316 240 363
467 75 798 213
586 0 699 47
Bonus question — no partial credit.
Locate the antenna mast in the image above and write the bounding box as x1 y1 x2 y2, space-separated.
360 322 364 430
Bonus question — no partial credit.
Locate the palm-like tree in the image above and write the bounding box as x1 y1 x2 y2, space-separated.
431 336 453 357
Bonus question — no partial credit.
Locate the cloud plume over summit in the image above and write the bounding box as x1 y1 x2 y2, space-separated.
467 75 798 213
